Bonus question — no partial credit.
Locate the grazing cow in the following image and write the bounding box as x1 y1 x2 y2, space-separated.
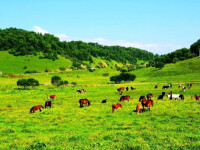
77 89 82 94
167 94 184 100
158 95 164 100
147 93 153 100
182 86 186 92
81 89 86 92
112 104 122 113
126 87 129 91
139 96 146 101
30 105 44 113
155 85 158 89
158 92 166 100
178 84 183 88
179 94 184 100
49 95 56 100
77 89 86 94
141 100 153 111
79 99 90 107
162 84 172 89
136 103 143 114
187 83 193 89
102 98 107 103
195 95 200 101
45 101 52 108
131 87 136 90
117 87 125 92
119 95 130 102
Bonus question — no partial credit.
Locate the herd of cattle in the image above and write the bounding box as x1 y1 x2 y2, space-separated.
30 83 200 114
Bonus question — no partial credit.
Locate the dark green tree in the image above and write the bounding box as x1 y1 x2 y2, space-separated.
51 75 61 87
27 78 39 88
110 73 136 83
190 39 200 56
17 79 28 89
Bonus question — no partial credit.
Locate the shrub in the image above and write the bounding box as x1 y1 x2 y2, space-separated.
17 79 28 89
24 70 39 74
103 73 109 76
155 62 165 69
17 78 39 89
59 67 66 71
110 73 136 84
59 80 69 86
44 67 49 72
27 78 39 88
51 76 61 87
88 69 94 72
71 82 77 86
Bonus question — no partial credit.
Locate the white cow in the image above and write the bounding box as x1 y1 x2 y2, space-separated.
167 94 180 100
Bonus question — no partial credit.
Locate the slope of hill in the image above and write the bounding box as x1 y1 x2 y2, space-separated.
131 57 200 83
0 51 72 74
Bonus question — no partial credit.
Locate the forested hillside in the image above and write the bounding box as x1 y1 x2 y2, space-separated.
0 28 154 64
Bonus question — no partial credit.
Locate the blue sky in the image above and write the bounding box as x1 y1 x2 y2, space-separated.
0 0 199 54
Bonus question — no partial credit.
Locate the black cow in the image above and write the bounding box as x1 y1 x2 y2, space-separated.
126 87 129 91
179 94 184 100
158 95 164 100
139 96 146 101
102 98 107 103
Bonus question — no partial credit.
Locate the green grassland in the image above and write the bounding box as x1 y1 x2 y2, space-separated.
0 57 200 149
0 51 72 74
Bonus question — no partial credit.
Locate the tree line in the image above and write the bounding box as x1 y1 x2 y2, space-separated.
0 28 199 68
0 28 154 64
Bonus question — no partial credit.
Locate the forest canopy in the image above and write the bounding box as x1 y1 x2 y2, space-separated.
0 28 154 64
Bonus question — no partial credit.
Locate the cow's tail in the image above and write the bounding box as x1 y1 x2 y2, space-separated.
88 101 91 107
30 108 33 113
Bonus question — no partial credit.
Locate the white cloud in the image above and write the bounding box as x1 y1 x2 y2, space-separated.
55 34 71 41
33 26 49 34
33 26 187 54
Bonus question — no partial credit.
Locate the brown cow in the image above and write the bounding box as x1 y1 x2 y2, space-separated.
119 95 130 102
112 104 122 113
45 101 52 108
136 103 143 114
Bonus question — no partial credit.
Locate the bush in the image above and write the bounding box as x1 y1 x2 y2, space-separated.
103 73 109 76
27 78 39 88
59 80 69 86
71 82 77 86
17 78 39 89
44 67 49 72
155 62 165 69
24 70 39 74
59 67 66 71
110 73 136 84
88 69 94 72
51 76 61 87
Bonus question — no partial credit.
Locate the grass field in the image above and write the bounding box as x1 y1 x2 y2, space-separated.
0 57 200 149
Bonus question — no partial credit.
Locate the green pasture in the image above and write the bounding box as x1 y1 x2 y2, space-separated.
0 57 200 149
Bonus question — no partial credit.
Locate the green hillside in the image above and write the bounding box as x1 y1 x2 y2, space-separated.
0 51 72 74
130 57 200 83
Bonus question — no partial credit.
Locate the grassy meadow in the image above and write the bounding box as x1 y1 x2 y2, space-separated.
0 57 200 149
